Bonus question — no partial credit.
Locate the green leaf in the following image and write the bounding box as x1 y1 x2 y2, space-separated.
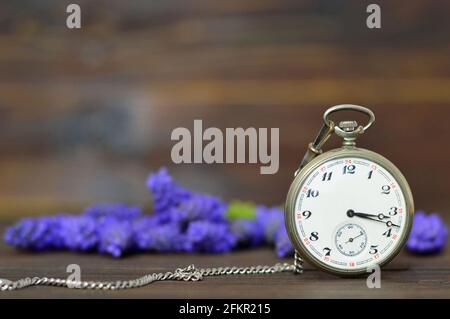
226 200 256 220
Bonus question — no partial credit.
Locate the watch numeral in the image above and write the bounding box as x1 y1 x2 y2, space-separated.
306 189 319 198
389 207 398 216
368 170 373 179
383 229 392 238
323 247 331 256
381 185 391 194
343 165 356 175
302 210 312 219
322 172 332 181
309 232 319 241
369 245 378 254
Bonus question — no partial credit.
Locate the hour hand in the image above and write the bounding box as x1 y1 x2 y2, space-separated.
347 210 389 220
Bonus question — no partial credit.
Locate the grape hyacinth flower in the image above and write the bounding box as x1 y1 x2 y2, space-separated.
97 219 133 257
406 211 448 255
4 215 66 251
83 203 143 222
176 194 227 224
60 216 98 252
255 205 284 244
146 192 227 227
147 167 192 214
133 218 190 252
187 221 236 253
226 201 264 247
230 219 265 247
274 226 294 257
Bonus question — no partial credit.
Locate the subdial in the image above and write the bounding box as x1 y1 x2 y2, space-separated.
335 223 368 257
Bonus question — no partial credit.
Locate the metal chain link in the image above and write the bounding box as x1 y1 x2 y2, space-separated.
1 254 303 291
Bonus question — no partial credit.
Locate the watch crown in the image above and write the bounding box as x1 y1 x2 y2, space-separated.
339 121 358 132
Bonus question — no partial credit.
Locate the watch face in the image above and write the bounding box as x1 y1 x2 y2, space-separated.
286 149 414 275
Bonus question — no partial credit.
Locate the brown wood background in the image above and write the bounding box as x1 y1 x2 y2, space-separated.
0 0 449 218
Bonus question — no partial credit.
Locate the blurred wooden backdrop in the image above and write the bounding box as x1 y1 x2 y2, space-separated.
0 0 449 218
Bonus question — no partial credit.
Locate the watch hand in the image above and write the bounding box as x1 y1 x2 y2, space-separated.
345 231 364 243
347 209 400 228
357 212 390 220
347 209 389 220
386 220 400 228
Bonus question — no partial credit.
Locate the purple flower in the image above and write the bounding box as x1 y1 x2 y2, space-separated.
97 219 133 257
406 211 448 255
133 217 190 252
230 219 264 247
147 167 191 214
4 215 66 251
60 216 98 251
175 194 227 224
1 168 305 258
83 203 142 222
186 221 236 253
255 205 284 244
275 226 294 257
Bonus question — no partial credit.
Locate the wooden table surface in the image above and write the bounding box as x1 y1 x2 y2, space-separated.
1 219 449 299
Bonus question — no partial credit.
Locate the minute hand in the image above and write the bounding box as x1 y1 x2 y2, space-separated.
353 211 390 220
352 214 400 228
346 209 400 227
353 212 381 219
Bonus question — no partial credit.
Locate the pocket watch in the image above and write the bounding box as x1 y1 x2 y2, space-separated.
285 104 414 276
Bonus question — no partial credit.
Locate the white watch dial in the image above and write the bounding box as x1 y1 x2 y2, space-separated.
294 157 408 272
